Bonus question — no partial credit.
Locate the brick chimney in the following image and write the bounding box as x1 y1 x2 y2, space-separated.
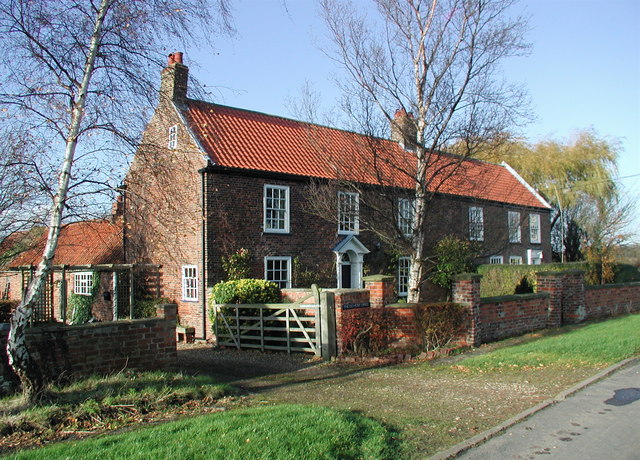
160 52 189 105
390 108 417 147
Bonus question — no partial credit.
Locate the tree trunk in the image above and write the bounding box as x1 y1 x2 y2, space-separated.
5 0 111 401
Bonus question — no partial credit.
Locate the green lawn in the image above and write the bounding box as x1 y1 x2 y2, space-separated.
456 313 640 371
3 314 638 459
6 405 395 460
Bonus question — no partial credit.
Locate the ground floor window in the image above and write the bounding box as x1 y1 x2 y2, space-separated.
398 256 411 297
182 265 199 301
527 249 543 265
265 256 291 289
509 255 523 265
73 272 93 296
489 255 503 264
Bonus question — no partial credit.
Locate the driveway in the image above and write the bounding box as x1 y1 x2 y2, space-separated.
455 360 640 459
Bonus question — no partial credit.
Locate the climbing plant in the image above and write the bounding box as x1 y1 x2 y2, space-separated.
69 272 100 324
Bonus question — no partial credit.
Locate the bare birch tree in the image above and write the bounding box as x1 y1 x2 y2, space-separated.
320 0 529 301
0 0 233 399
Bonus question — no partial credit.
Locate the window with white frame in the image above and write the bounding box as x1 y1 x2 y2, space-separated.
397 256 411 297
397 198 414 237
509 255 523 265
469 206 484 241
168 124 178 149
338 191 359 234
264 185 290 233
508 211 521 243
265 257 291 289
489 255 503 265
181 265 198 301
527 249 543 265
73 272 93 296
529 213 541 244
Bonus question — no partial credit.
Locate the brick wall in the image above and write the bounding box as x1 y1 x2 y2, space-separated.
478 293 549 343
585 283 640 321
0 304 177 395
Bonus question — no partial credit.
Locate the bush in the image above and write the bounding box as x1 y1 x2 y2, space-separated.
430 235 480 290
340 308 392 356
415 303 467 351
133 297 172 319
210 279 281 304
0 300 18 323
221 248 252 281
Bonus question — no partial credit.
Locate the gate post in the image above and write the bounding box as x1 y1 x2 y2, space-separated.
320 291 337 359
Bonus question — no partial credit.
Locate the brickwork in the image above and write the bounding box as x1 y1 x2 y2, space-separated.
452 274 482 346
124 58 552 341
584 283 640 320
560 271 587 324
364 275 396 308
333 289 370 352
0 304 177 395
479 294 549 342
536 271 563 327
124 75 206 337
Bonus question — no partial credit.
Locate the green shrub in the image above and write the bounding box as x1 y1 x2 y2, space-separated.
210 279 281 304
0 300 18 323
430 235 480 290
221 248 252 281
133 297 172 319
415 302 467 351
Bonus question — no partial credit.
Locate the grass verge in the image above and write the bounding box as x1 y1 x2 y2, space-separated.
453 313 640 372
6 405 395 460
0 371 235 454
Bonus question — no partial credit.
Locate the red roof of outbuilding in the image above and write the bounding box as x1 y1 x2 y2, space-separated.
182 100 549 209
9 220 123 268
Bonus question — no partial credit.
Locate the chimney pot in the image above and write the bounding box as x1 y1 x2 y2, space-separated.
167 52 184 66
391 108 417 146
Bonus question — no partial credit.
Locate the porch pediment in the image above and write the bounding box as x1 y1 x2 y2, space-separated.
332 235 370 255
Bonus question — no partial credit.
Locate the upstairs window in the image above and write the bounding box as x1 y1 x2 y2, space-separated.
182 265 198 301
469 206 484 241
73 272 93 296
338 191 359 235
529 213 541 244
397 256 411 297
168 125 178 149
264 185 290 233
397 198 414 237
508 211 521 243
265 257 291 289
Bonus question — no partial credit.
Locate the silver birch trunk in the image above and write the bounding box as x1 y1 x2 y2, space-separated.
6 0 111 400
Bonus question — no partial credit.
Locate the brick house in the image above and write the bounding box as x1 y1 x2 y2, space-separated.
0 220 125 322
124 53 551 339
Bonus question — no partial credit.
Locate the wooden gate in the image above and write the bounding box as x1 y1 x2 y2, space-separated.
214 289 326 356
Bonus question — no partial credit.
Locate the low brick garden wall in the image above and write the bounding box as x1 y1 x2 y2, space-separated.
1 304 177 395
479 293 549 343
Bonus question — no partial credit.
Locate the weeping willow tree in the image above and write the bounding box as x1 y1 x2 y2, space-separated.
453 128 622 262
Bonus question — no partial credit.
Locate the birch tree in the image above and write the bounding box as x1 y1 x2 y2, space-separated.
320 0 529 302
0 0 233 400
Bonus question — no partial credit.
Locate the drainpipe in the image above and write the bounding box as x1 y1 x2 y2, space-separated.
199 166 207 340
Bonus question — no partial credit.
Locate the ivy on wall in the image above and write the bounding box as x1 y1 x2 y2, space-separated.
69 272 100 324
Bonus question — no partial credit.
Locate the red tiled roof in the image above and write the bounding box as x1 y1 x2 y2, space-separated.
9 220 123 268
183 100 549 209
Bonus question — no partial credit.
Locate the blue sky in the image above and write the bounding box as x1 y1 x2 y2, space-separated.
187 0 639 238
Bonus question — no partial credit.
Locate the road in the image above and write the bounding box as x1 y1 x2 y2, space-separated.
457 361 640 459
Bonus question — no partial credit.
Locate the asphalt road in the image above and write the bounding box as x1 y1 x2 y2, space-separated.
457 361 640 459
